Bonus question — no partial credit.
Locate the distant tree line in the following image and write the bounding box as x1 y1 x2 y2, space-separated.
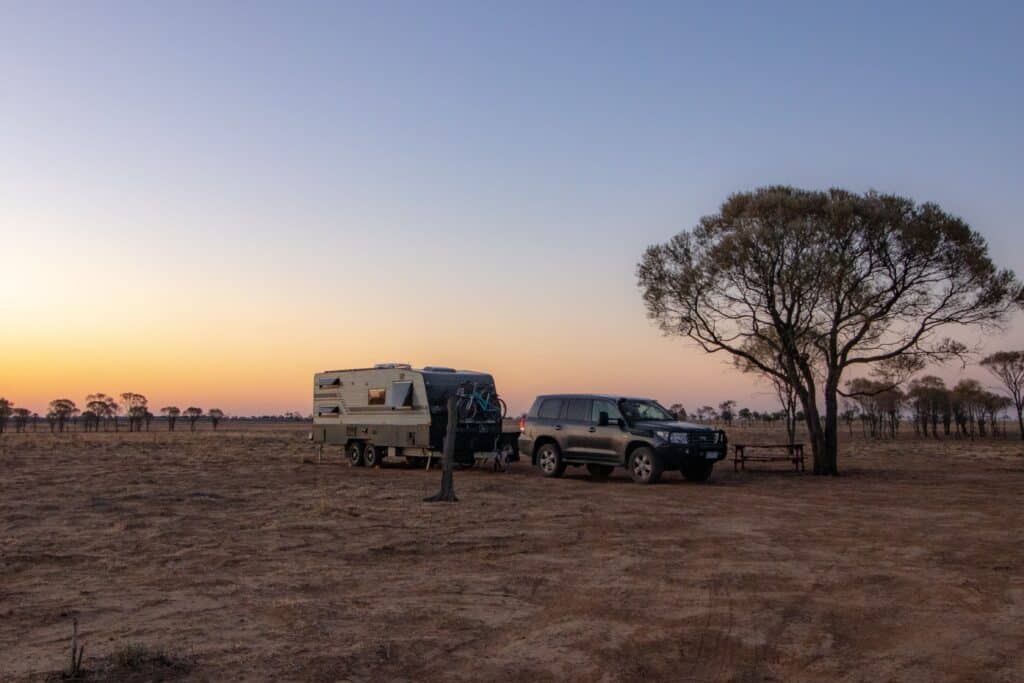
663 351 1024 442
0 396 312 435
0 394 229 433
838 352 1024 440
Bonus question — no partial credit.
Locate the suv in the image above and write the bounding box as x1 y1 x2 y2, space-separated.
518 394 727 484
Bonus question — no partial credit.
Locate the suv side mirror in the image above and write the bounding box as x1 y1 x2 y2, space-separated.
598 411 610 427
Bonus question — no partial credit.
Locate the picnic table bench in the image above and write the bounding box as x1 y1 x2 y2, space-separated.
733 443 805 472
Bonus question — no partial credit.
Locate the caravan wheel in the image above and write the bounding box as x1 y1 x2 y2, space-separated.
347 442 365 467
363 443 383 468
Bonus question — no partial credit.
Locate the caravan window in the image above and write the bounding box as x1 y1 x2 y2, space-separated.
387 381 414 408
368 388 386 405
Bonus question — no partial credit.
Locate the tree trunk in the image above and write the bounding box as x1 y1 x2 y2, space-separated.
425 395 459 503
807 379 840 476
1017 407 1024 441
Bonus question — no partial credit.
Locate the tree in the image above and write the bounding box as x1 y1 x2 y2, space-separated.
907 376 949 437
718 400 736 425
85 394 118 431
980 391 1011 437
980 351 1024 440
80 410 100 432
840 401 858 437
184 407 203 432
161 406 181 431
951 380 985 437
668 403 687 420
638 186 1020 474
738 407 752 424
0 398 12 433
208 409 224 430
13 408 30 433
48 399 78 433
733 338 800 443
120 393 148 432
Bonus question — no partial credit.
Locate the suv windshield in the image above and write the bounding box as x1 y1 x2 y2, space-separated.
618 399 675 423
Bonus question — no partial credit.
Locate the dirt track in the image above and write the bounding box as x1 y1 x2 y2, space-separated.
1 426 1022 681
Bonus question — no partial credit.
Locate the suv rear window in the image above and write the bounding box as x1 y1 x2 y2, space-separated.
565 399 590 421
537 398 564 419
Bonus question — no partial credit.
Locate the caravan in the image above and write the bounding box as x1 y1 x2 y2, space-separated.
312 364 517 468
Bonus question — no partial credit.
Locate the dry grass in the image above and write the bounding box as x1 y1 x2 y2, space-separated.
1 424 1022 681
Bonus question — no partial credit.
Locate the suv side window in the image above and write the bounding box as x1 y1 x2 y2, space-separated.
565 398 590 422
537 398 564 420
591 399 623 423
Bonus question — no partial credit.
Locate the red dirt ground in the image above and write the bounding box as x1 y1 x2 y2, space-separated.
1 425 1021 681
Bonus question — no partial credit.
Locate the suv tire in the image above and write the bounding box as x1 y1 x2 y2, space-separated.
629 447 662 484
348 442 365 467
586 463 614 479
536 442 566 478
681 460 714 482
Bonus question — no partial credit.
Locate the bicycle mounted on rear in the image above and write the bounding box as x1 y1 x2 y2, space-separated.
455 381 507 422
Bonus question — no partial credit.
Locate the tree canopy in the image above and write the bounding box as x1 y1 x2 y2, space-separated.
979 351 1024 440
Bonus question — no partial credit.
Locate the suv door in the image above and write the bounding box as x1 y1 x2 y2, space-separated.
532 397 568 451
576 398 627 463
562 398 593 459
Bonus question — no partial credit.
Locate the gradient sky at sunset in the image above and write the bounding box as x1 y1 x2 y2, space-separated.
2 2 1023 415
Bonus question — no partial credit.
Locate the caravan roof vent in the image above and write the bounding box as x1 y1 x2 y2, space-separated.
374 363 412 369
422 366 456 373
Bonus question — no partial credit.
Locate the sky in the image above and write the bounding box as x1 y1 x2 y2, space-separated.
2 1 1022 416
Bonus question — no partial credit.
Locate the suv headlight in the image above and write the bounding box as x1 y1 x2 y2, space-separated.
653 430 670 442
670 432 689 444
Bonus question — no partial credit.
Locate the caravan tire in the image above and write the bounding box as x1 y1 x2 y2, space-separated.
363 443 382 468
347 442 365 467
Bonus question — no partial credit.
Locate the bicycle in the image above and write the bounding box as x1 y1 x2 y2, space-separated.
456 383 507 421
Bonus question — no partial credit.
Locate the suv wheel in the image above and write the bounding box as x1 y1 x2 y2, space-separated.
536 443 566 478
348 442 365 467
682 460 714 482
363 443 382 468
629 447 663 484
586 464 614 479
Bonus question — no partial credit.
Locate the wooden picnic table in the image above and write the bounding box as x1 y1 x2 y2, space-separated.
733 443 805 472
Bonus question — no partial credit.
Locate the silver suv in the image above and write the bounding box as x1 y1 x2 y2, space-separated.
518 394 727 484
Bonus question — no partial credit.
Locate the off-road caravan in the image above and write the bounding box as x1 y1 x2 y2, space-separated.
312 364 517 468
